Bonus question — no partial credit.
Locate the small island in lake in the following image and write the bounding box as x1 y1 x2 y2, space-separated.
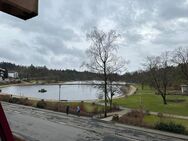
38 89 47 93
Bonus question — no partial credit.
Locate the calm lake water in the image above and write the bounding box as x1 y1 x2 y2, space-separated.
0 84 102 101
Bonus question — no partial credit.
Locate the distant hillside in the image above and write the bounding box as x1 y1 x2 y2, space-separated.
0 62 123 82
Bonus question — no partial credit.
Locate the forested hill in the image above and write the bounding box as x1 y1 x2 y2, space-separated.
0 62 123 82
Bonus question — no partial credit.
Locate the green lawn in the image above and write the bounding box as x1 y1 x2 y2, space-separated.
113 85 188 116
144 115 188 130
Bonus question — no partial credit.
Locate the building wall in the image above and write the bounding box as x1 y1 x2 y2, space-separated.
181 85 188 94
8 72 18 78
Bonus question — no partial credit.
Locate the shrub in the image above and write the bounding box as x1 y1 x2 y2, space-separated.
20 98 31 106
112 102 120 110
157 112 164 118
80 102 84 111
155 122 186 134
112 114 119 121
119 110 144 126
10 97 21 104
36 99 47 109
144 109 150 115
8 97 31 106
47 102 64 111
0 95 11 102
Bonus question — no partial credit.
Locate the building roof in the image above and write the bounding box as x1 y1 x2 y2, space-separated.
0 0 38 20
181 85 188 87
8 71 18 73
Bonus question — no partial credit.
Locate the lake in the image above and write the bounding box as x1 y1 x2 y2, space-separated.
1 81 126 101
0 84 102 101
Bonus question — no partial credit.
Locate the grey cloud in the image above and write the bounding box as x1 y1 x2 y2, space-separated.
1 0 188 71
157 0 188 20
0 48 22 61
152 32 188 46
35 36 84 58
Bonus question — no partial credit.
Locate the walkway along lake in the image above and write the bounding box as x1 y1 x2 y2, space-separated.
0 82 124 101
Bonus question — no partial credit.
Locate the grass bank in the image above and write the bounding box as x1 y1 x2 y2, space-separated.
113 85 188 116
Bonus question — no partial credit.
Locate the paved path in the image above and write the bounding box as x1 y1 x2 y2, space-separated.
1 102 188 141
149 112 188 120
127 85 137 96
101 107 188 121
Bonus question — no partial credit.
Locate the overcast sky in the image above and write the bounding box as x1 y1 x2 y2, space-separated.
0 0 188 72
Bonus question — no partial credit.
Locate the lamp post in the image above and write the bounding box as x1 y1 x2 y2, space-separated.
59 84 61 101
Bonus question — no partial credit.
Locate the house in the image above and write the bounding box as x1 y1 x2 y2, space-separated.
0 68 7 80
181 85 188 95
8 72 19 79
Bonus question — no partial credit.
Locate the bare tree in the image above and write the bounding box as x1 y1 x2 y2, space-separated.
145 52 170 104
107 74 122 110
172 47 188 81
84 28 126 117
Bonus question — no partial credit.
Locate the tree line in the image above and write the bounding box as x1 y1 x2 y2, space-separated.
0 62 123 82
